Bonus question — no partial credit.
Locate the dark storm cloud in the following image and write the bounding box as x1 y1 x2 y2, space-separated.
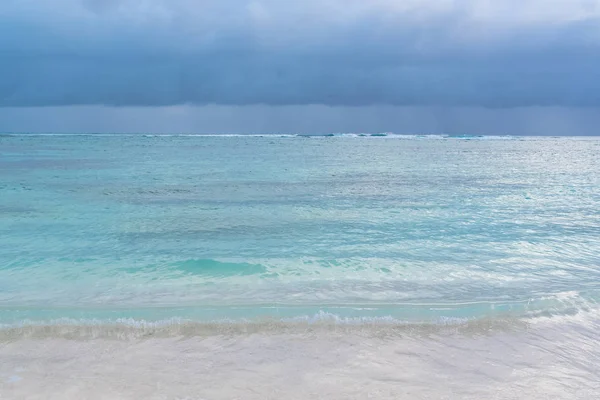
2 0 600 107
2 105 600 136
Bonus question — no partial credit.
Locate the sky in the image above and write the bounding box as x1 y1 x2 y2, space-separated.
1 0 600 135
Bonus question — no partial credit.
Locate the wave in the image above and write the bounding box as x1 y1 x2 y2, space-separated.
171 259 267 277
1 284 597 325
1 304 598 340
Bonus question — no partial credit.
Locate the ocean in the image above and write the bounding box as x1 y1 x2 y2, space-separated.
1 133 599 399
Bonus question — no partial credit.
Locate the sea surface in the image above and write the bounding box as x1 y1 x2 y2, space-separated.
1 133 599 399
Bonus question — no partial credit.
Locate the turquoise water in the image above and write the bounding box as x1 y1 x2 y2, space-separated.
1 134 599 325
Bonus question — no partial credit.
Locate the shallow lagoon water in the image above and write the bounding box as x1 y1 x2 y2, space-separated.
1 134 599 398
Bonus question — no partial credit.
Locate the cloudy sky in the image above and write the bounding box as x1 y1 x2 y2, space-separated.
1 0 600 134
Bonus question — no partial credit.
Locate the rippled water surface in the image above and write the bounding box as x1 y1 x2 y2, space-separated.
1 134 599 398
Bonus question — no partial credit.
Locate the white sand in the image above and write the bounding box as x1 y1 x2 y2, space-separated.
1 315 599 399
